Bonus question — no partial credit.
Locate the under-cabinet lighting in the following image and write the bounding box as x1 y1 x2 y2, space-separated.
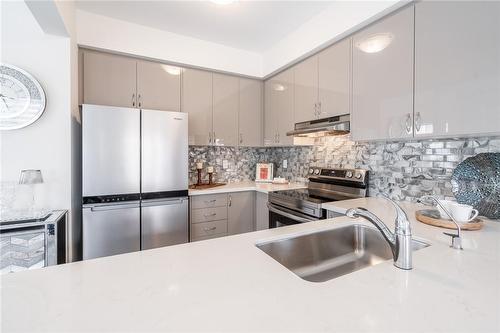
162 65 181 76
355 33 394 53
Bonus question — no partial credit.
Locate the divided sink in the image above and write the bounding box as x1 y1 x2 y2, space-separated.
256 224 430 282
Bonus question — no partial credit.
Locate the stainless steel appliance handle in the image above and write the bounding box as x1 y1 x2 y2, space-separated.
85 201 140 211
141 197 187 207
267 203 315 223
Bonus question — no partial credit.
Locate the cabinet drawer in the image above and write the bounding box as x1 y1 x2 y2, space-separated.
191 206 227 223
191 220 228 240
191 194 227 209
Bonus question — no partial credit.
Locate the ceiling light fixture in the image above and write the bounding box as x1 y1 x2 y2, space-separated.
162 65 181 76
210 0 235 5
355 33 394 53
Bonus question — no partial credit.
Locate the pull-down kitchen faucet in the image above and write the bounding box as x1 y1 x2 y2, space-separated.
346 196 413 270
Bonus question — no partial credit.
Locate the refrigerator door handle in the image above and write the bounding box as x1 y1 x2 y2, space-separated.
141 197 188 207
85 201 141 212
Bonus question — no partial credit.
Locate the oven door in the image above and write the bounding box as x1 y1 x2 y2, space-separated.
268 203 318 228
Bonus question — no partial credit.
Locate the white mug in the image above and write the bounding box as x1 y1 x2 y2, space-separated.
450 203 479 222
437 200 455 219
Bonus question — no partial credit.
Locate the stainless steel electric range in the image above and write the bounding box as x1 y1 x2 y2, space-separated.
268 168 369 228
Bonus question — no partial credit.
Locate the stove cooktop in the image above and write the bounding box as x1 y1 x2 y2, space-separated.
270 189 335 204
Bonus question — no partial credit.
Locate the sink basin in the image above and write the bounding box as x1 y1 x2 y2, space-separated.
256 224 430 282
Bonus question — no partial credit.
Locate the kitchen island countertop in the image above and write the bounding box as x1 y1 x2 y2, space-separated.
2 198 499 332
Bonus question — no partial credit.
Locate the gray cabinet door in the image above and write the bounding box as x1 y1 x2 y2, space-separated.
352 6 414 141
182 68 213 145
264 79 277 146
137 61 181 111
213 73 239 146
294 55 319 123
255 192 269 231
318 38 351 118
228 192 255 235
276 68 295 146
83 51 137 108
414 1 500 138
239 78 263 147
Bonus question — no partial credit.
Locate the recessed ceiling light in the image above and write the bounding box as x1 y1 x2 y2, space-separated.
355 33 394 53
211 0 235 5
162 65 181 76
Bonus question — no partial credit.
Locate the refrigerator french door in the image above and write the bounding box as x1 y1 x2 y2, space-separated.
141 109 189 250
82 105 141 260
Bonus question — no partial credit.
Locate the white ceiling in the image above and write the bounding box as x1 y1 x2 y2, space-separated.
75 0 334 52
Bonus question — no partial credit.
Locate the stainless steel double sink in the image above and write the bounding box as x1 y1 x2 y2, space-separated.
256 224 430 282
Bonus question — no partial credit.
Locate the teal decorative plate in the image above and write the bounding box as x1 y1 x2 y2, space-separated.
451 153 500 219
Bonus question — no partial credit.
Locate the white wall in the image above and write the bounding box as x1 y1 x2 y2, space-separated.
0 1 74 254
262 1 404 76
76 9 263 78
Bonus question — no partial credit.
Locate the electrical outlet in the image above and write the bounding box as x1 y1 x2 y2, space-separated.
222 160 229 169
283 159 288 169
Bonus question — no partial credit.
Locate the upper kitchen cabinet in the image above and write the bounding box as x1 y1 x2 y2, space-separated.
136 61 181 111
239 78 263 147
212 74 239 146
294 55 319 123
351 6 414 141
183 68 213 145
414 1 500 138
265 69 294 146
318 38 351 119
83 51 137 108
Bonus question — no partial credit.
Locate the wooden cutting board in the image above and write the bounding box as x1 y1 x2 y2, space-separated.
415 209 483 231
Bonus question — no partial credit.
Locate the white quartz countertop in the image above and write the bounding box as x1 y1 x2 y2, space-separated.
2 198 499 332
188 180 307 195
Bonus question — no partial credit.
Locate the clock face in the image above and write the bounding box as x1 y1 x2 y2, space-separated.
0 64 46 130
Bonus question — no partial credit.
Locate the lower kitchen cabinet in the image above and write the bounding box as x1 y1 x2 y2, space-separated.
190 192 256 241
255 192 269 231
228 192 255 235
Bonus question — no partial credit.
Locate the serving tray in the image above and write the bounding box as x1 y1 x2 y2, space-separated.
415 209 483 231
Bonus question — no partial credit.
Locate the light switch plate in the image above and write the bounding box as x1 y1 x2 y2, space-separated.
222 160 229 169
283 159 288 169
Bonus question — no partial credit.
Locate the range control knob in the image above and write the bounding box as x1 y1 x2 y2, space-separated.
355 172 362 179
346 171 353 178
314 169 321 175
309 168 314 174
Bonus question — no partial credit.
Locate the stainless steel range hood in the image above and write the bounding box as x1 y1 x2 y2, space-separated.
286 114 350 137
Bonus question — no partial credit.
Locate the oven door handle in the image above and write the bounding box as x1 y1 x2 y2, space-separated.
267 203 316 224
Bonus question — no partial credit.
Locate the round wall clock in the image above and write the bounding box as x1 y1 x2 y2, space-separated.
0 63 46 130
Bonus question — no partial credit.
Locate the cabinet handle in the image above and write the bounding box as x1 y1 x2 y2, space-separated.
317 102 321 118
415 112 422 133
405 113 412 134
208 132 212 144
277 132 280 143
138 94 142 108
239 133 243 144
132 93 135 107
204 213 217 217
204 199 216 204
203 226 217 232
213 132 216 145
228 195 232 207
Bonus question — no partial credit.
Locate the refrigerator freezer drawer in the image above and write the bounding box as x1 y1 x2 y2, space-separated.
83 202 141 260
141 110 188 193
82 104 140 197
141 198 189 250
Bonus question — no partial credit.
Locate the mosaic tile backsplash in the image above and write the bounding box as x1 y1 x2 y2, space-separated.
189 135 500 202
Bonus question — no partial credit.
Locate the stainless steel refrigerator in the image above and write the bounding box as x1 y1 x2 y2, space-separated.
82 104 188 260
